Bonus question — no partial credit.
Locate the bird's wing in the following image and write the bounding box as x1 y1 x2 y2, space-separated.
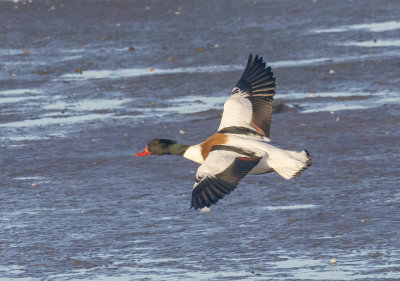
190 145 260 210
217 54 275 138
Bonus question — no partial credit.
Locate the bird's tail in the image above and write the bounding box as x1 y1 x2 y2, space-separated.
267 149 312 180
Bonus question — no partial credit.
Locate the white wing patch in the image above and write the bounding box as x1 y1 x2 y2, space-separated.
217 91 253 131
193 150 238 185
217 55 275 138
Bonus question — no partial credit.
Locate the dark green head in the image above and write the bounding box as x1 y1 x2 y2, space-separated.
134 139 189 157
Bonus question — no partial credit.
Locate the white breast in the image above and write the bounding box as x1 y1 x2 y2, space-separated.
183 145 204 164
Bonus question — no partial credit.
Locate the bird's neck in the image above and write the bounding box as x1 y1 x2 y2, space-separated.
168 143 190 156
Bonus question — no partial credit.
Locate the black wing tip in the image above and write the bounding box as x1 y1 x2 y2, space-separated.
190 178 234 210
235 54 275 95
190 156 261 211
247 53 263 63
246 53 269 74
190 199 213 211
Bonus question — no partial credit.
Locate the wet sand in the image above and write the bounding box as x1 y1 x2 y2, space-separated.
1 0 400 280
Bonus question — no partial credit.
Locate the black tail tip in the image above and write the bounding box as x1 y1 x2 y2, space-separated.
304 149 312 167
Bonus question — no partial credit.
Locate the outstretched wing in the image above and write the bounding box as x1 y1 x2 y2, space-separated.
218 54 275 138
190 146 260 210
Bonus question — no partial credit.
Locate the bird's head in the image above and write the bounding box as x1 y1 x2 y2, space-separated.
134 139 188 156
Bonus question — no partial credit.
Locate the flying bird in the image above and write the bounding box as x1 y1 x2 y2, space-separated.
135 54 311 210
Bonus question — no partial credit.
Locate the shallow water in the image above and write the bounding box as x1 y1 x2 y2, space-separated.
1 0 400 280
311 20 400 33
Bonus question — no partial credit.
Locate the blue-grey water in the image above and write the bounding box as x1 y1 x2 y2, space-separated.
1 0 400 280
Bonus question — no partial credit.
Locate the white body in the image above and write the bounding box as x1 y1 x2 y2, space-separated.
183 135 310 180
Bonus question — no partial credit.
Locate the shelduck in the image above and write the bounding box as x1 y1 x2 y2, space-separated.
135 54 311 210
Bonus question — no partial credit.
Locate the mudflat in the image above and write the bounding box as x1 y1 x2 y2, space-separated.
1 0 400 280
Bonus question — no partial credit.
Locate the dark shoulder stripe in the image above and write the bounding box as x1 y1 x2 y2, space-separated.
210 145 259 159
218 126 265 138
